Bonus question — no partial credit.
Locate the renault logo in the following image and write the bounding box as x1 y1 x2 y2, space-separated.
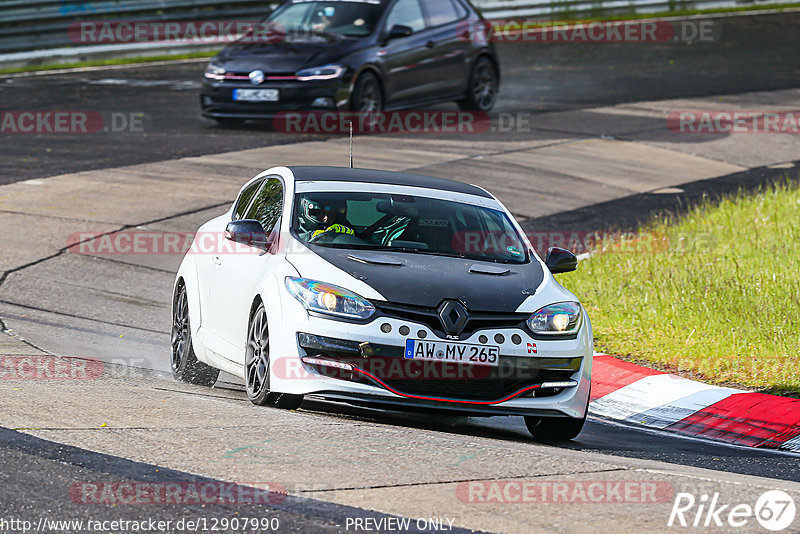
249 70 265 85
437 300 468 335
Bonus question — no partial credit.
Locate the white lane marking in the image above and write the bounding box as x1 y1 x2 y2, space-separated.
0 58 211 80
628 387 743 429
87 78 201 89
590 373 740 426
781 434 800 452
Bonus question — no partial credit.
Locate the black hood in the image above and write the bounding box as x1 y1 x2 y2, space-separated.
217 37 359 73
307 246 544 313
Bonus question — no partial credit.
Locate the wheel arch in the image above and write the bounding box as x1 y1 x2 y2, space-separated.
475 50 500 85
349 64 385 108
174 254 202 337
249 294 264 323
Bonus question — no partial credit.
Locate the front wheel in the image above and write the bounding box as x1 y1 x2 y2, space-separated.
458 56 498 112
350 71 383 112
171 284 219 387
245 303 303 409
524 414 586 442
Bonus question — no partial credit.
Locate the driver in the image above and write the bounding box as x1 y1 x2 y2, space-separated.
301 197 355 240
312 6 336 31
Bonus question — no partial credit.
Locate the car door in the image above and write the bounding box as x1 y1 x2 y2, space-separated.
196 177 263 345
379 0 438 105
206 177 285 359
418 0 470 96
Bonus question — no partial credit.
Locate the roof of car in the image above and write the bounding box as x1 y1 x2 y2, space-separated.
287 166 492 199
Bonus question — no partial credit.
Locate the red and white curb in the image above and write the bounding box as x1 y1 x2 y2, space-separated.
589 354 800 451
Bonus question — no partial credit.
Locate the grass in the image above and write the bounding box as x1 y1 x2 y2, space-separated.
544 2 800 23
562 180 800 395
0 51 219 75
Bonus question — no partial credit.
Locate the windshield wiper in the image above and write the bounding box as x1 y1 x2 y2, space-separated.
370 246 467 259
306 28 346 41
310 243 520 263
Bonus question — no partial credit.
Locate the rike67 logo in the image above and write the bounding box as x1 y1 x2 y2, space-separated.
669 490 796 531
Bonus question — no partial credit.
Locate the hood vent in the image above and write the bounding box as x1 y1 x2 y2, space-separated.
469 264 511 276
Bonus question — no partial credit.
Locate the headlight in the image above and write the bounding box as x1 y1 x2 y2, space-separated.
204 63 226 80
296 64 345 81
527 302 582 335
285 277 375 320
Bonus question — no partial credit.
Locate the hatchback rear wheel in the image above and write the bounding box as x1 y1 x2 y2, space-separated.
171 284 219 386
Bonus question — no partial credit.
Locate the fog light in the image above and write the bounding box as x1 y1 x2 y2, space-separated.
202 96 213 106
311 97 335 108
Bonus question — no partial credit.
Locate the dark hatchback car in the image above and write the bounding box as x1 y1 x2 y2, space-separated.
200 0 499 123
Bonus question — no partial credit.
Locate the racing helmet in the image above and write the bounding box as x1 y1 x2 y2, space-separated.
300 196 348 230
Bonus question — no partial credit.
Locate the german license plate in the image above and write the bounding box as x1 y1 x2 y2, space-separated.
233 89 279 102
404 339 499 367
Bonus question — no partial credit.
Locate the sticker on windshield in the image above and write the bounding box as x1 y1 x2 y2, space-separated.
507 246 523 256
419 218 448 227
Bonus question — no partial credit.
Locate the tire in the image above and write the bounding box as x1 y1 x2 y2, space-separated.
457 56 498 112
171 284 219 387
245 303 304 409
350 71 383 112
525 414 586 442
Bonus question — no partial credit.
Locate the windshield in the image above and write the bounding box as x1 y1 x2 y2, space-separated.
293 192 529 264
267 0 386 37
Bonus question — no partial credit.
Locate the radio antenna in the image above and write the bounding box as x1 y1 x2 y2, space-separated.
348 121 354 168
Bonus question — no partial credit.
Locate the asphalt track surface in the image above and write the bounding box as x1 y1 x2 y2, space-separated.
1 10 800 184
0 426 478 534
1 10 800 532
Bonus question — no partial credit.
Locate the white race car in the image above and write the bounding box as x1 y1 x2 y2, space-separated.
171 166 592 440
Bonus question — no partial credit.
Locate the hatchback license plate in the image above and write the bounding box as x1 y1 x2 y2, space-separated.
233 89 279 102
404 339 499 367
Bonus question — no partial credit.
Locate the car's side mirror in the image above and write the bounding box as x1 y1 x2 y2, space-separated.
225 220 271 249
386 24 413 41
545 247 578 274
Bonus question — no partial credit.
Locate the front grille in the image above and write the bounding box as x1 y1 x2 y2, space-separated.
374 301 529 340
379 368 576 401
224 72 297 81
298 333 581 402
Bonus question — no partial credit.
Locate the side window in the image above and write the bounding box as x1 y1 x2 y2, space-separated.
233 179 263 220
385 0 426 33
245 178 284 233
421 0 461 26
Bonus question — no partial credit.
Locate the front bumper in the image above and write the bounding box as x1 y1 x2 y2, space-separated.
200 77 353 119
269 301 593 419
